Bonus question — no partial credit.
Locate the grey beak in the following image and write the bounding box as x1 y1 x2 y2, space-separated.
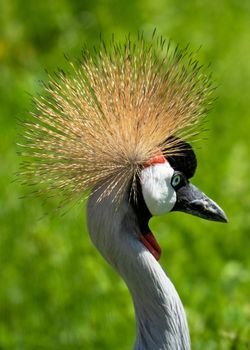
172 183 228 223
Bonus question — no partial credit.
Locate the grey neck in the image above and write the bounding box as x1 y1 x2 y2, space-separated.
86 190 191 350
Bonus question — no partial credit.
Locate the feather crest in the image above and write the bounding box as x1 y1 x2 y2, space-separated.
19 33 214 206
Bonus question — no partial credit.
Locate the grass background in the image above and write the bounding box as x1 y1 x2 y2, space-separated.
1 0 250 349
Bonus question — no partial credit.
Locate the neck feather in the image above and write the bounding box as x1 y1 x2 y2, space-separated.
86 189 190 350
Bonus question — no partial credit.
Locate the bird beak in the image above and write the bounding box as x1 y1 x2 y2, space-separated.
172 183 228 223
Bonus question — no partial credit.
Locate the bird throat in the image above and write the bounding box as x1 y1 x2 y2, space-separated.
130 179 162 261
139 232 161 260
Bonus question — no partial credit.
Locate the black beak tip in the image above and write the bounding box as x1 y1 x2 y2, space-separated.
205 202 228 223
216 210 228 223
216 213 228 223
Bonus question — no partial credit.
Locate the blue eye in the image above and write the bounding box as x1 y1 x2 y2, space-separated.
171 174 182 188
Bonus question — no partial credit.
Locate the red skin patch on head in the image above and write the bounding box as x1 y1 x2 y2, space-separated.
144 155 167 168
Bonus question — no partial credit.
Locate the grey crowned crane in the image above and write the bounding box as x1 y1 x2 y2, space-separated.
20 34 227 350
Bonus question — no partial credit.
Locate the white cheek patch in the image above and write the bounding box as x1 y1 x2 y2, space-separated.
141 162 176 216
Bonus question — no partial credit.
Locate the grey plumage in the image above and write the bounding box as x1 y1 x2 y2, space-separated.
87 187 191 350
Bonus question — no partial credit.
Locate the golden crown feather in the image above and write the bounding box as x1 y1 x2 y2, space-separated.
19 33 214 206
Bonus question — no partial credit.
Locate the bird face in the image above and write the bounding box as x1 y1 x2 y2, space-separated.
131 140 227 260
140 147 227 223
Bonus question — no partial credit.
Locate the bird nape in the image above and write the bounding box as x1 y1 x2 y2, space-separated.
19 33 227 350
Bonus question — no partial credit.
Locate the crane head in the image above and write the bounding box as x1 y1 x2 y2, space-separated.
140 140 227 223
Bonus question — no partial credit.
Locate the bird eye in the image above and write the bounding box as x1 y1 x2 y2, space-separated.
171 173 182 188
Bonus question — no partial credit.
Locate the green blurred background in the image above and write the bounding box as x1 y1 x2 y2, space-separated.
1 0 250 349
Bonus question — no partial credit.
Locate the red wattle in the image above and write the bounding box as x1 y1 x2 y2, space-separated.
139 232 161 261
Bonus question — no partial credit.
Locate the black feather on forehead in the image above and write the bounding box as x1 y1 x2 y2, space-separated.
164 136 197 179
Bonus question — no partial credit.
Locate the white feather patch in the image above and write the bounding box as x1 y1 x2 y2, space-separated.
141 162 176 216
